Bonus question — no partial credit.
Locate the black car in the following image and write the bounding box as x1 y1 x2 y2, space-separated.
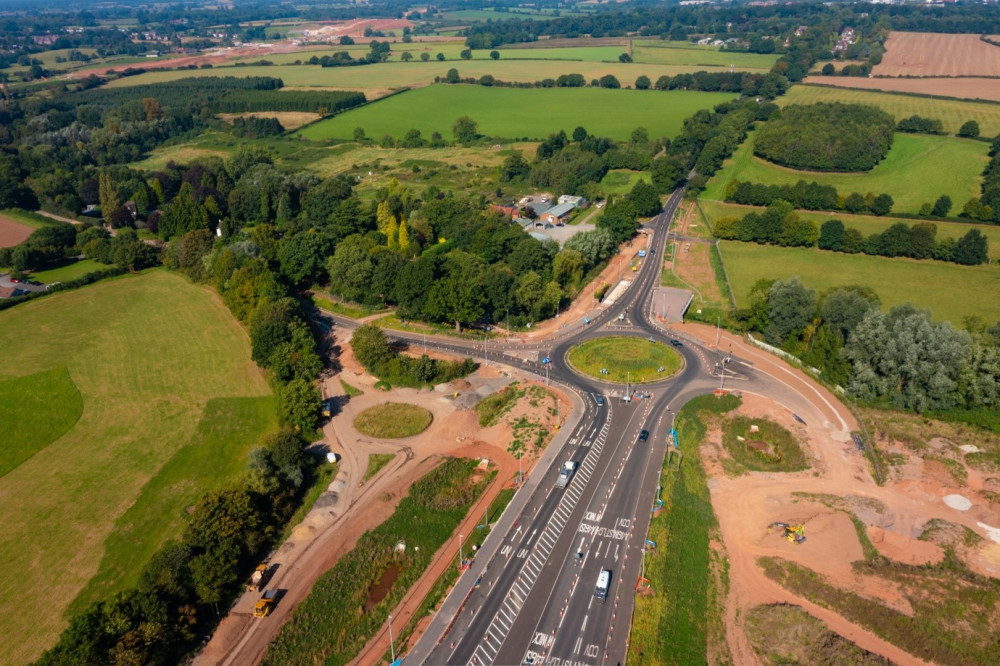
638 429 649 442
669 339 683 347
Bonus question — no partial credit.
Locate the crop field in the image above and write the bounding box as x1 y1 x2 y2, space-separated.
780 85 1000 136
699 200 1000 261
102 59 751 99
297 85 735 142
801 76 1000 105
632 40 778 70
0 270 274 665
874 32 1000 77
0 215 33 247
718 241 1000 324
701 131 987 215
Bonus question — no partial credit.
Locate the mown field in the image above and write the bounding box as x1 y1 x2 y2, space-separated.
101 59 753 98
0 270 275 665
699 200 1000 261
297 85 735 142
718 240 1000 324
780 84 1000 136
701 131 987 215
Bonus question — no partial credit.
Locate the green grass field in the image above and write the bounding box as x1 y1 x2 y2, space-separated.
0 367 83 477
718 240 1000 324
567 336 682 384
699 200 1000 261
353 402 433 438
782 84 1000 137
101 60 753 98
29 259 107 283
297 85 734 142
600 169 651 195
701 131 987 215
0 270 274 665
632 39 779 70
1 209 65 229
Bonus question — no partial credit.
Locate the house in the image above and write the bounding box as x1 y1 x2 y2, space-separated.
538 202 574 225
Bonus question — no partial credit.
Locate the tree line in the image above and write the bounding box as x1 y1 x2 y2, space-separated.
735 279 1000 414
724 179 894 216
714 200 989 265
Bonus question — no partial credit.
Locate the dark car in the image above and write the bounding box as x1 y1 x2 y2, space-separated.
638 429 649 442
670 339 683 347
596 396 605 406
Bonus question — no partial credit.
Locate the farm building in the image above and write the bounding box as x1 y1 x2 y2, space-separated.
539 202 575 225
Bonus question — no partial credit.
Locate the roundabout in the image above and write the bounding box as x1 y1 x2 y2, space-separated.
565 335 683 384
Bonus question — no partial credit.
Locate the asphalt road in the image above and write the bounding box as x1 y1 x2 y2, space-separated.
321 187 797 666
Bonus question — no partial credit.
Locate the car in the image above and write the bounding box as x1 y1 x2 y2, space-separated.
670 339 683 347
541 357 550 364
638 429 649 442
595 396 605 406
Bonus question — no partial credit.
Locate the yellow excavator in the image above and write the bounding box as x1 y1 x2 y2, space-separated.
768 522 806 544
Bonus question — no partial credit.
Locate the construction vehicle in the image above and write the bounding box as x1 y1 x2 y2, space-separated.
768 522 806 544
254 589 278 617
248 564 271 592
555 461 578 488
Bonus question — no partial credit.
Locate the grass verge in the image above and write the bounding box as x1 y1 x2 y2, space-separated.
340 379 363 398
354 402 433 439
745 604 892 665
628 393 741 665
363 453 395 483
263 458 492 666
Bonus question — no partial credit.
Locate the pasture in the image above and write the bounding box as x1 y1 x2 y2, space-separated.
780 85 1000 136
296 85 735 142
0 270 274 665
874 32 1000 77
699 200 1000 261
717 240 1000 324
631 39 778 70
701 131 987 215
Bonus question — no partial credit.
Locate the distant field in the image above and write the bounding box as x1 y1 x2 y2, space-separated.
0 270 274 665
297 85 735 142
874 32 1000 77
699 200 1000 260
718 241 1000 324
799 76 1000 105
781 85 1000 136
701 131 987 215
632 39 779 70
231 43 626 65
217 110 321 130
102 60 755 98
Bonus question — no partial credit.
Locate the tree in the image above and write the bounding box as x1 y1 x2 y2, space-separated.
328 235 375 304
931 194 952 217
844 304 971 411
277 378 320 433
821 63 835 75
420 52 430 62
821 286 879 340
398 217 411 253
767 277 816 345
572 126 588 142
635 75 651 90
958 120 980 138
401 51 413 62
870 193 893 216
626 180 661 216
500 151 530 182
460 48 472 60
98 172 119 226
445 67 460 83
599 74 620 89
490 50 500 60
843 192 866 214
452 116 478 144
596 199 639 243
818 219 845 251
953 228 988 265
618 53 632 63
436 52 445 61
553 249 584 287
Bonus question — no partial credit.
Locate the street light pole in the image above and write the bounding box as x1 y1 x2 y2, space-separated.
458 533 464 569
388 614 396 663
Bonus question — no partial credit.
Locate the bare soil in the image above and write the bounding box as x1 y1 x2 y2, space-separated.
874 32 1000 77
216 112 321 130
0 215 33 248
670 202 726 305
